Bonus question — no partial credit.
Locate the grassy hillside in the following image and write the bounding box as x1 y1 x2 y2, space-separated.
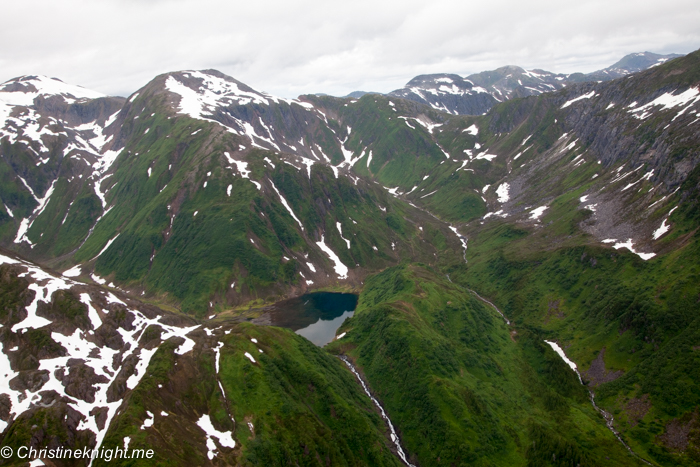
327 264 640 466
62 105 460 315
450 189 700 465
97 323 404 467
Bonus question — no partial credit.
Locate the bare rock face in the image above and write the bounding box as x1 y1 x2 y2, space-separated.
61 359 109 403
659 411 699 452
9 369 49 393
583 348 624 386
624 394 651 427
0 251 200 459
0 394 11 421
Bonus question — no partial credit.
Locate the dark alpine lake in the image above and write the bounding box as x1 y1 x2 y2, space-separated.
268 292 358 347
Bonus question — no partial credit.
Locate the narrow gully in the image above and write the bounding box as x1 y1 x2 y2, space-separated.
381 201 648 463
449 273 650 464
339 356 415 467
544 341 654 466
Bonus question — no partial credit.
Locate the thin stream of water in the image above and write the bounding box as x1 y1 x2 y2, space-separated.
340 356 415 467
447 279 650 464
544 341 653 466
269 294 415 463
403 194 652 464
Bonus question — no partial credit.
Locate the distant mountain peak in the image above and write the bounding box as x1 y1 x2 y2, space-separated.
607 51 683 73
344 91 381 98
388 51 685 115
582 52 684 82
0 74 105 105
389 73 494 114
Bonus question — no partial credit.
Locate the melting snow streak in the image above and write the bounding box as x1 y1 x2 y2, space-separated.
316 236 348 279
269 181 304 231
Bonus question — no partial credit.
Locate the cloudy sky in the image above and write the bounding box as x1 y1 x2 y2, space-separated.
1 0 699 98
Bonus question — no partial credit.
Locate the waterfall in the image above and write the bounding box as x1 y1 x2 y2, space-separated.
339 356 415 467
544 341 652 465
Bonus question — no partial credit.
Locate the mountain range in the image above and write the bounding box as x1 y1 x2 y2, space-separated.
0 48 698 466
385 51 684 115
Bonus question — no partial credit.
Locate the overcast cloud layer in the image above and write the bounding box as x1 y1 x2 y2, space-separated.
1 0 699 99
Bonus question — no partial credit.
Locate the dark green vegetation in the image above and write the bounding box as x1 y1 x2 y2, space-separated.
97 324 403 467
328 264 643 466
59 92 465 315
60 107 456 314
449 191 700 465
0 48 699 467
311 94 449 187
319 51 700 465
0 258 403 466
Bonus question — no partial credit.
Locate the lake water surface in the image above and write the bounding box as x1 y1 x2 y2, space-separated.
268 292 358 346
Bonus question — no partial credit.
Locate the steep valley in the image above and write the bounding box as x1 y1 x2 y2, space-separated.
0 49 699 466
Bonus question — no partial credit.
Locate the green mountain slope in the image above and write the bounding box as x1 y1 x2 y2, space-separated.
1 72 467 315
0 250 405 467
328 264 643 466
448 190 700 465
0 47 699 467
96 323 404 467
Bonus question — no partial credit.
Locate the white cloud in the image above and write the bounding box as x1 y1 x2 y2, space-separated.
1 0 698 98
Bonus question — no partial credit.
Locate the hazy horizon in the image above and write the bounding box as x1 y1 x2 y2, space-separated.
1 0 699 99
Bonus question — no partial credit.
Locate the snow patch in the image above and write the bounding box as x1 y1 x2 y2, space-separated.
79 293 102 330
140 411 154 430
561 91 596 109
224 152 251 178
316 236 348 279
496 183 510 203
0 75 105 105
607 239 656 260
462 124 478 135
62 265 82 277
629 87 700 120
483 210 508 219
652 218 671 240
336 222 351 249
529 206 548 220
474 151 497 161
545 341 582 383
91 234 120 261
197 414 235 460
270 181 304 231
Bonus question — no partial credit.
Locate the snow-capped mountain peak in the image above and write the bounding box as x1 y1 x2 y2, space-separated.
164 70 274 120
387 52 684 116
0 75 105 106
155 70 320 157
389 73 496 115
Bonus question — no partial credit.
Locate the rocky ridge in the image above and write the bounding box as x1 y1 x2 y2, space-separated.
387 51 684 115
0 48 698 466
